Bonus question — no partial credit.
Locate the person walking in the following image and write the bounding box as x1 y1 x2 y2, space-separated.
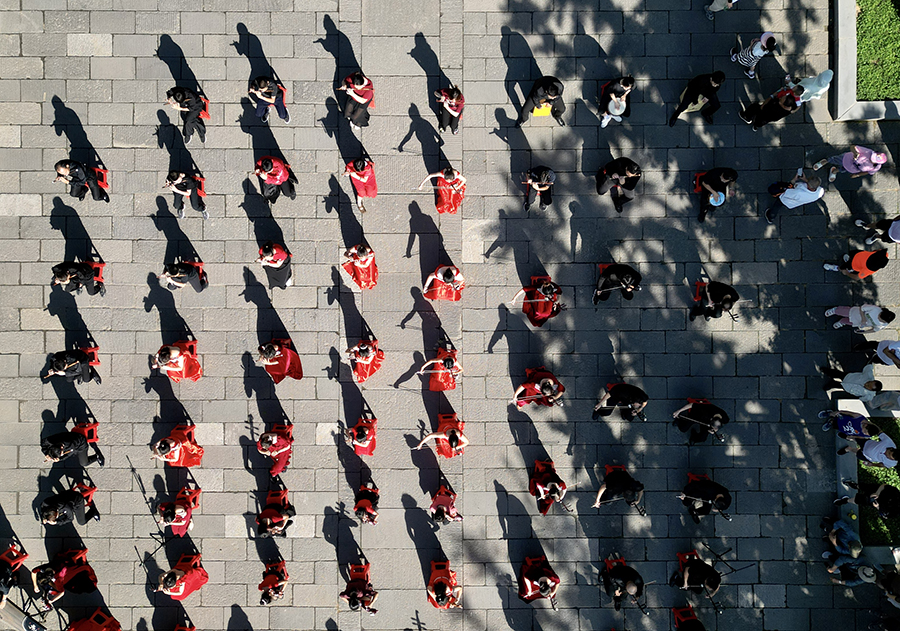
821 364 882 402
164 171 208 219
254 156 296 205
258 340 303 384
165 86 206 144
689 281 740 321
669 72 725 126
343 158 377 212
51 262 105 296
418 344 463 391
825 304 895 332
855 215 900 246
46 349 101 385
338 71 374 130
249 75 290 124
764 169 823 223
429 485 463 523
704 0 737 20
415 414 469 459
435 86 465 134
785 69 833 102
258 561 289 605
593 263 642 303
598 76 634 128
823 249 889 280
596 158 641 213
517 76 566 126
353 483 379 525
523 166 555 211
730 32 777 79
53 159 109 203
739 87 801 131
813 146 888 183
695 167 738 223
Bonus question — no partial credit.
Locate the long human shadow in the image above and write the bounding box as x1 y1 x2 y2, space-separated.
43 378 95 432
409 32 454 122
405 202 452 285
499 27 541 111
238 97 285 162
326 346 364 429
314 14 362 92
397 103 446 175
324 174 364 248
402 493 444 587
489 107 532 186
143 272 190 346
330 268 373 346
46 286 95 351
239 418 276 494
232 22 274 82
487 303 538 390
323 504 363 580
568 199 615 264
318 97 365 164
507 407 550 473
151 197 201 264
51 96 103 167
156 35 201 94
241 266 289 346
240 178 285 247
154 110 198 176
49 197 101 263
485 214 547 288
334 410 373 493
399 287 444 351
242 352 290 426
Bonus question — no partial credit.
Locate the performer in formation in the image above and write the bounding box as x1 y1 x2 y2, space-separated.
513 367 565 407
152 341 203 383
339 71 374 130
346 339 385 383
258 340 304 384
423 265 465 301
518 556 560 609
510 276 564 328
53 159 110 203
419 167 467 215
52 261 106 296
158 262 208 292
150 424 204 468
257 241 293 289
343 158 377 212
164 171 208 219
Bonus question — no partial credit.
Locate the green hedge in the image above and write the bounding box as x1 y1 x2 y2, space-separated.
858 416 900 546
857 0 900 101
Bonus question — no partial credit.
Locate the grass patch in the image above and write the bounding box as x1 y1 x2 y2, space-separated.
858 415 900 546
857 0 900 100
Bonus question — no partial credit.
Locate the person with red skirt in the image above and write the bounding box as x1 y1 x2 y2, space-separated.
343 158 377 212
529 459 568 515
418 346 463 391
427 560 462 609
415 414 468 458
150 425 204 468
510 277 564 327
256 490 296 538
353 482 379 525
155 555 209 601
512 367 565 407
423 265 465 301
339 71 374 130
254 156 296 205
340 563 379 615
434 86 465 135
342 244 378 289
31 549 97 610
152 341 202 383
257 428 294 476
258 340 303 384
518 555 560 608
418 167 467 214
346 417 377 456
157 487 200 537
258 561 289 606
257 241 293 289
346 339 384 383
429 485 463 524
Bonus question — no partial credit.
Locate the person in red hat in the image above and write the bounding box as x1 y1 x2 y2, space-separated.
342 244 378 289
258 341 303 384
512 367 565 407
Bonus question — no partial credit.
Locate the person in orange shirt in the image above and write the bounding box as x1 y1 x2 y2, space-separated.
824 249 888 279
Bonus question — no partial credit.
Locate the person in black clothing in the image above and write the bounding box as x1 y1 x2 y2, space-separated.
53 160 109 203
250 75 290 124
598 76 634 128
517 76 566 126
670 557 721 596
596 158 641 213
41 431 103 467
600 561 644 611
51 262 105 296
166 86 206 144
0 561 16 609
739 88 799 131
593 467 644 509
593 383 649 421
165 171 208 220
836 480 900 519
669 71 725 126
47 349 101 385
523 166 555 211
158 262 208 292
40 486 100 525
680 475 731 523
690 281 739 321
672 399 729 444
593 263 642 303
696 167 738 223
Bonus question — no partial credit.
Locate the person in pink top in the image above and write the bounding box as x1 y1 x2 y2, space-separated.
814 146 888 182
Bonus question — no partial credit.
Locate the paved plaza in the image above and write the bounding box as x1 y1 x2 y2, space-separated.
2 0 900 629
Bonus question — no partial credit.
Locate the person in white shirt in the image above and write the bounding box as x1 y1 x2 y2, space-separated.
764 169 824 224
825 304 895 332
839 432 898 469
704 0 737 20
854 339 900 369
821 364 882 402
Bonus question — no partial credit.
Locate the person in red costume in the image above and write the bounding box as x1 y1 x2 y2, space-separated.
346 339 384 383
340 563 379 615
150 425 204 468
423 265 465 301
418 167 467 214
152 341 202 383
347 417 377 456
434 86 465 134
157 486 201 537
258 561 289 606
427 560 462 609
258 340 303 384
510 277 565 327
418 346 463 391
353 482 379 525
155 555 208 601
343 158 377 212
31 549 97 611
414 414 468 459
529 460 568 515
257 428 294 476
518 555 560 609
512 367 565 407
342 244 378 290
256 492 295 538
257 241 293 289
254 156 296 205
338 71 374 130
429 485 463 524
